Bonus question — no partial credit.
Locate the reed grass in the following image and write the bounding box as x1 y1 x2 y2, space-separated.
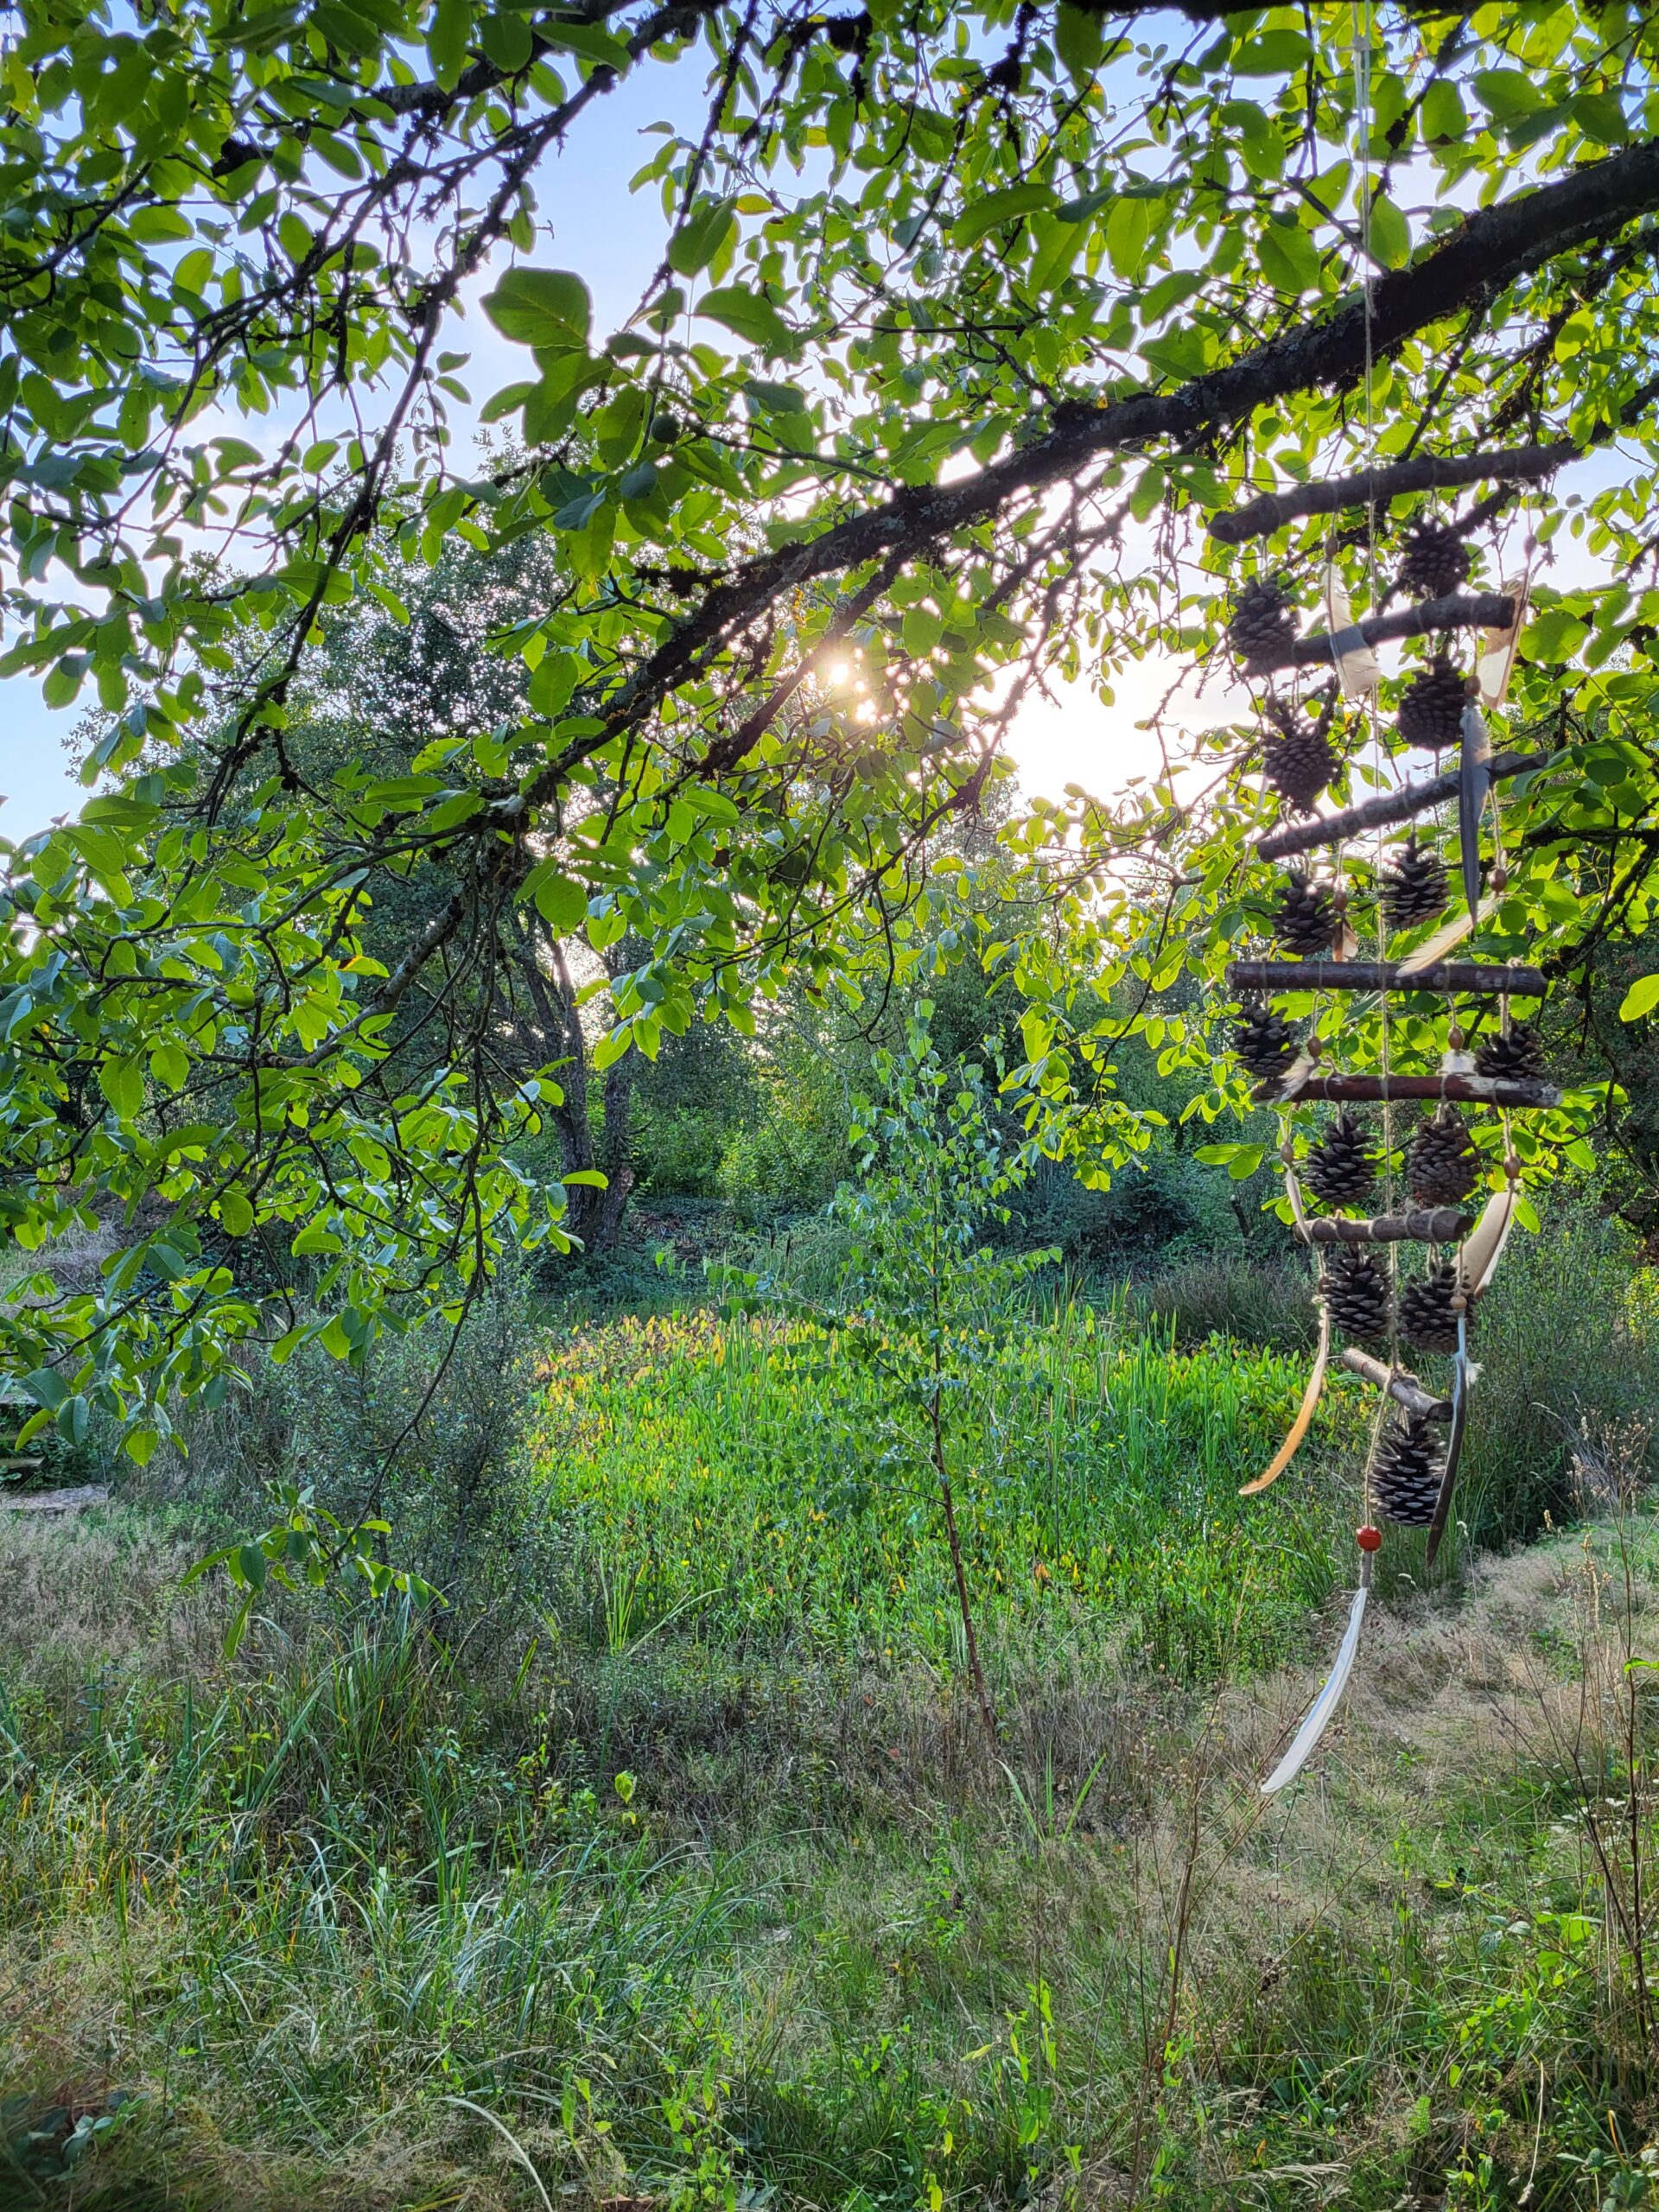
529 1300 1365 1684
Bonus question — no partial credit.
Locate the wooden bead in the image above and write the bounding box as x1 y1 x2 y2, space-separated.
1357 1524 1382 1553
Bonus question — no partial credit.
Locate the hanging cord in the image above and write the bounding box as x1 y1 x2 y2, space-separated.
1351 0 1395 1532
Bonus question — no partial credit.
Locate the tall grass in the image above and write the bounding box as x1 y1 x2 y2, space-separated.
7 1221 1659 2208
529 1299 1366 1682
8 1513 1659 2210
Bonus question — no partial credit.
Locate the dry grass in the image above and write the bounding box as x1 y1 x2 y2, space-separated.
6 1440 1659 2209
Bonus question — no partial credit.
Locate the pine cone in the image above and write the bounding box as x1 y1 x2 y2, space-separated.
1261 720 1337 813
1372 1414 1446 1528
1398 521 1471 601
1229 579 1297 671
1474 1024 1546 1083
1408 1105 1481 1207
1319 1246 1391 1344
1273 871 1338 957
1231 1001 1301 1081
1396 1260 1465 1356
1302 1111 1378 1210
1398 658 1469 751
1381 836 1449 934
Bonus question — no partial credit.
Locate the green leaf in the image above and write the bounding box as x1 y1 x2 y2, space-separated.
219 1189 255 1236
428 0 472 84
744 378 806 414
951 182 1056 250
1367 194 1411 270
98 1057 144 1121
668 197 736 276
538 17 629 68
1524 607 1589 664
1618 973 1659 1023
1473 68 1541 120
483 267 593 350
478 8 531 70
1054 3 1103 82
1420 79 1466 143
1257 219 1321 296
223 1592 255 1660
1105 194 1156 281
563 1167 609 1187
22 1366 67 1412
521 858 588 932
1574 91 1629 146
1232 28 1309 73
695 284 798 355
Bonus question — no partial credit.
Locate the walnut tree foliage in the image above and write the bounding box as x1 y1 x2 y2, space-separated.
3 0 1659 1478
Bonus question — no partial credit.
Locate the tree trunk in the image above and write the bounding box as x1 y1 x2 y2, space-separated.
507 916 637 1256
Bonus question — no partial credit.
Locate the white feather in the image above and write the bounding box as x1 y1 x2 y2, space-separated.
1262 1580 1369 1796
1476 575 1529 709
1324 568 1382 698
1396 893 1498 972
1284 1164 1311 1239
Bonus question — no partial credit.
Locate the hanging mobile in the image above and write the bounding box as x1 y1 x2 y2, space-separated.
1211 482 1561 1791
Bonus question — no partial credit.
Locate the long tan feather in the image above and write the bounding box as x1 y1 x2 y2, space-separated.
1240 1302 1330 1496
1460 1181 1518 1299
1397 893 1498 973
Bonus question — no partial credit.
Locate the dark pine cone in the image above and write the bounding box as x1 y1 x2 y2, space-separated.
1381 836 1449 934
1372 1414 1446 1528
1319 1246 1391 1344
1474 1024 1546 1083
1408 1105 1481 1207
1273 871 1338 958
1261 720 1337 813
1231 1001 1301 1081
1396 1259 1465 1356
1398 520 1471 601
1398 658 1470 751
1302 1111 1378 1211
1229 578 1298 671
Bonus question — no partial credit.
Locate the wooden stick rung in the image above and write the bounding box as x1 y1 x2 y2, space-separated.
1208 442 1575 544
1243 592 1515 675
1300 1209 1471 1246
1229 960 1548 999
1256 1071 1560 1108
1337 1347 1452 1422
1256 751 1547 861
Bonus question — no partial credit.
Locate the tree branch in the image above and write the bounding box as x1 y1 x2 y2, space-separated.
1208 440 1576 543
584 135 1659 742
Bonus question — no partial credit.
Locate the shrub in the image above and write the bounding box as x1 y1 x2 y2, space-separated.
153 1267 547 1611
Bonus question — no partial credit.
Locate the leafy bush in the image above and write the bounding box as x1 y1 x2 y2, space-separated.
155 1269 547 1607
1453 1202 1657 1553
1138 1249 1319 1353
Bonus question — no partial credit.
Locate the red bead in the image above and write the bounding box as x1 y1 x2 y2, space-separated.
1357 1524 1382 1553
